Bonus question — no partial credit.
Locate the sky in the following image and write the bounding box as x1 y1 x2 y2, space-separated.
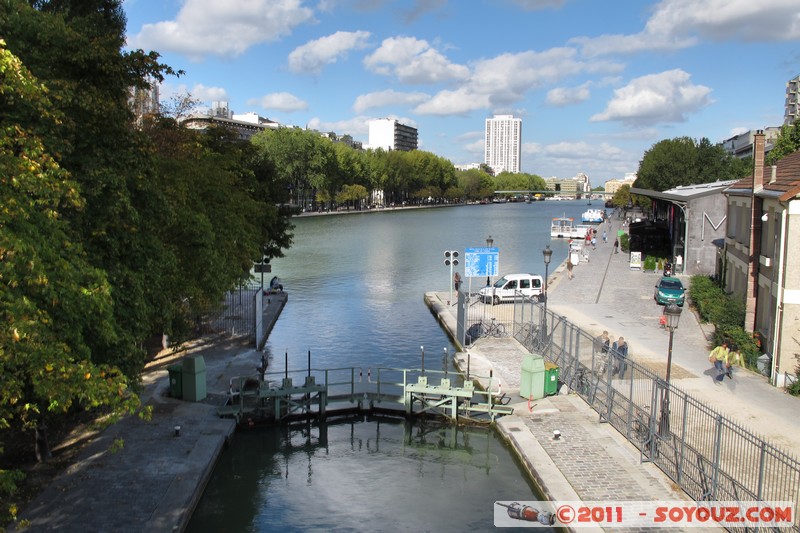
122 0 800 185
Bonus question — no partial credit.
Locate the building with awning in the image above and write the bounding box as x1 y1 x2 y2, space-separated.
629 180 735 276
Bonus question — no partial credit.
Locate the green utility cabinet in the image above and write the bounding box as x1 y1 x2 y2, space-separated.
167 364 183 398
544 363 560 397
520 353 545 400
182 356 207 402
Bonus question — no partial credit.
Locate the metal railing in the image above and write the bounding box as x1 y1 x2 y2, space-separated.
510 296 800 531
462 288 522 345
203 282 260 341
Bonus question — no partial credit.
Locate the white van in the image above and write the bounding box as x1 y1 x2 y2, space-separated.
479 273 544 305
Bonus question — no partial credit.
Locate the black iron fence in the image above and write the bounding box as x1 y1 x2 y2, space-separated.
510 296 800 532
203 282 260 343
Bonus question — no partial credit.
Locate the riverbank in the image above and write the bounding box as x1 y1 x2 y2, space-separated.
424 291 705 532
10 295 288 533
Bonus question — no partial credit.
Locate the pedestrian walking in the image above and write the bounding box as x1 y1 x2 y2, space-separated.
595 330 610 354
453 271 461 291
613 238 619 254
611 337 628 378
725 346 743 379
591 236 596 249
566 259 574 280
708 342 730 383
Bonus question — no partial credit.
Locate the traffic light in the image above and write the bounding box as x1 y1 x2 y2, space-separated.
444 250 459 266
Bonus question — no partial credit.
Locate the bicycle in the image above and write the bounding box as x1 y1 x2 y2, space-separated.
480 318 506 338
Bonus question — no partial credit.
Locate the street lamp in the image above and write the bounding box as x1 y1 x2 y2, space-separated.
542 246 552 311
658 303 683 436
541 246 553 344
444 250 459 305
486 236 494 286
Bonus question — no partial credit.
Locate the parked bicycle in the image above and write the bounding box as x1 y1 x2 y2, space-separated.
480 317 506 338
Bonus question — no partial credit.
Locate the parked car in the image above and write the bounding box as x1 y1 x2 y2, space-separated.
479 273 544 305
654 276 685 306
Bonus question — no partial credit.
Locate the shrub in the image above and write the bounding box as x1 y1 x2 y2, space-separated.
691 275 759 370
643 255 657 271
787 366 800 396
619 233 630 252
715 326 760 369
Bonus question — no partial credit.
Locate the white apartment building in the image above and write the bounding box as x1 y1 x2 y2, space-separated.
368 118 418 152
484 115 521 174
785 74 799 126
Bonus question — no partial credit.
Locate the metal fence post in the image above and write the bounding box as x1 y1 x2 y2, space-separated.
710 414 724 500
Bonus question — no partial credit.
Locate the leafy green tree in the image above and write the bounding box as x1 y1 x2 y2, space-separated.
0 41 139 512
635 136 750 192
457 169 495 200
251 127 335 210
335 184 369 209
766 122 800 166
1 0 183 377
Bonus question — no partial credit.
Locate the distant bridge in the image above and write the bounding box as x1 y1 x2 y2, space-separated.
492 190 613 198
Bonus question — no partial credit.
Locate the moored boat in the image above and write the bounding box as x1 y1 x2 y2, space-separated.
551 217 593 239
581 208 605 224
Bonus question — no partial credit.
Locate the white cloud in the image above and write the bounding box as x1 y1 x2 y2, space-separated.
591 69 713 126
572 0 800 58
158 82 228 104
508 0 566 9
523 140 638 180
402 0 447 23
307 116 371 136
363 36 470 84
463 138 485 157
352 90 430 113
127 0 315 60
414 88 489 116
247 92 308 112
646 0 800 42
415 48 622 115
546 83 591 107
308 114 417 138
288 31 371 74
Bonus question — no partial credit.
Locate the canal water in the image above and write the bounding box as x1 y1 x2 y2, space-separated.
187 200 597 532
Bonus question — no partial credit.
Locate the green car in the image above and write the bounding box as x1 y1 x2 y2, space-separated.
654 276 685 306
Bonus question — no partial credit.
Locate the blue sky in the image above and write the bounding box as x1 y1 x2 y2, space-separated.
123 0 800 184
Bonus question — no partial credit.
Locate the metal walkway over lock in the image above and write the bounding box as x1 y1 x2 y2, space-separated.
217 366 514 424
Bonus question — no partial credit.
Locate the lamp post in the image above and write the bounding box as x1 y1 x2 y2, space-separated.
542 245 552 311
541 246 553 343
658 303 683 436
486 235 494 286
444 250 459 305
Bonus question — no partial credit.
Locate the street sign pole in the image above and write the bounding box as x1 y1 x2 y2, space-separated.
444 251 459 305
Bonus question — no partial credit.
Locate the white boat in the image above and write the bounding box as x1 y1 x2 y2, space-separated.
582 208 605 224
551 217 593 239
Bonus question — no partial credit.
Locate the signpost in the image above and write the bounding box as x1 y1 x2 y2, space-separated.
465 246 499 298
444 251 459 305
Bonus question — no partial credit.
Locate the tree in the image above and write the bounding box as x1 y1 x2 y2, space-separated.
1 0 183 377
766 122 800 166
635 136 750 192
0 41 139 510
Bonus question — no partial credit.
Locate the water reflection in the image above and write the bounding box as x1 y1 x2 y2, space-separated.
190 202 591 531
187 417 552 533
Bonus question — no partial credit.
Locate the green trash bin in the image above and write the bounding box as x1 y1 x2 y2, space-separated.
182 356 207 402
167 364 183 399
520 354 545 400
544 363 560 397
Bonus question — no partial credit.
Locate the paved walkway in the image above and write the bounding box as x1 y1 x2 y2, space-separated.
12 294 288 533
425 216 799 530
542 218 800 453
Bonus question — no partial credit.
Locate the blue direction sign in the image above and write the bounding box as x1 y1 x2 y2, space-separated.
464 247 499 278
